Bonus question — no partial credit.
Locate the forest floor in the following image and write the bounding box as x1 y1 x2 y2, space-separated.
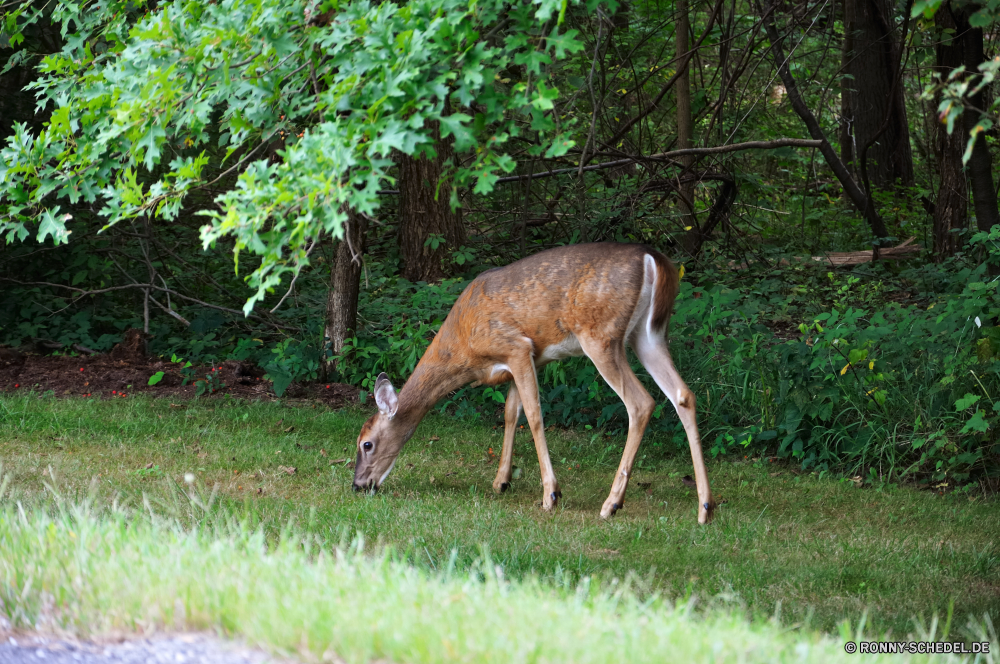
0 345 357 407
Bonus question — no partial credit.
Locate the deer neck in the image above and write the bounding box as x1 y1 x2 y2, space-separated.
395 340 472 429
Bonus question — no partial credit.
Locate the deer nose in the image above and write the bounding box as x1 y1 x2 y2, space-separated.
353 480 377 493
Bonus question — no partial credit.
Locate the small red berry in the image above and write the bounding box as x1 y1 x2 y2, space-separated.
112 390 117 394
326 384 330 389
80 367 84 372
14 384 19 388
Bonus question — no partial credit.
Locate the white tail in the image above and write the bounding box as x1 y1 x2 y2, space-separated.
353 242 716 524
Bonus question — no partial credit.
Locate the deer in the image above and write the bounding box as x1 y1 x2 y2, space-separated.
352 242 716 524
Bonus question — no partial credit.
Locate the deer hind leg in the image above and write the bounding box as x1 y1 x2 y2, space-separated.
493 381 521 494
577 336 656 519
634 335 716 524
508 358 560 510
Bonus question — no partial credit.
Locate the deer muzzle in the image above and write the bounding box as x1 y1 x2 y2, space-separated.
352 479 377 493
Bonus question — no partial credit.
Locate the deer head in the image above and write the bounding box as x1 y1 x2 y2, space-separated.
352 373 408 492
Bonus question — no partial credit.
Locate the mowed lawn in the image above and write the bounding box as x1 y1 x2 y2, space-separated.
0 393 997 640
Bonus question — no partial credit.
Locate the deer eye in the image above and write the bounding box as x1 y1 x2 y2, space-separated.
362 441 373 451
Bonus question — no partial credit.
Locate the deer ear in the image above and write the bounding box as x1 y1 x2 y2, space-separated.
374 373 398 419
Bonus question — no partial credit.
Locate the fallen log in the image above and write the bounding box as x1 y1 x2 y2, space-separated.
810 237 920 266
730 237 920 270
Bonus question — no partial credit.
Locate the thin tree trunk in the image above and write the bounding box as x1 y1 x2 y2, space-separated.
676 0 700 253
840 0 855 168
841 0 914 187
397 121 465 282
931 8 966 261
325 209 368 376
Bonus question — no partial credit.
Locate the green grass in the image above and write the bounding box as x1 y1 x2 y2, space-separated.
0 394 998 648
2 500 994 664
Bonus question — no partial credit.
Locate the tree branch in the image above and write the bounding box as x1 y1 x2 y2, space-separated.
0 278 299 331
269 239 316 313
496 138 822 184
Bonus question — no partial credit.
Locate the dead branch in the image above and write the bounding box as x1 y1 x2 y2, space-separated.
0 278 299 331
494 139 822 185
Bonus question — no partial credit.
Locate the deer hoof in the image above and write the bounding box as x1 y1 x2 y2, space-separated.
599 499 623 519
499 482 510 493
699 499 717 524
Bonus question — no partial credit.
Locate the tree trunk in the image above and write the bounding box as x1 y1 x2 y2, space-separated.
841 0 914 187
955 12 1000 246
325 209 368 375
397 121 465 282
675 0 700 253
931 8 966 261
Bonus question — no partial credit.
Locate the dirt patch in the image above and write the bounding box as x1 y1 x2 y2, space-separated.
762 320 802 342
0 349 358 408
0 347 25 379
108 327 150 364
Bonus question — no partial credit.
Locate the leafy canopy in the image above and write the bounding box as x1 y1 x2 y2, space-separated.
0 0 589 312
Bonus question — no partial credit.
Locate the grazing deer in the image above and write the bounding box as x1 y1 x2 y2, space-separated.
352 243 716 523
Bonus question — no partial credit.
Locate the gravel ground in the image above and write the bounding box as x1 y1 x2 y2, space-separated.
0 633 304 664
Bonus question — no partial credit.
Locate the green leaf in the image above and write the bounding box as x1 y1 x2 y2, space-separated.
955 393 981 411
911 0 943 18
438 113 474 151
37 209 71 245
148 371 165 386
267 370 294 398
960 410 990 434
137 123 168 170
968 8 997 27
847 348 868 365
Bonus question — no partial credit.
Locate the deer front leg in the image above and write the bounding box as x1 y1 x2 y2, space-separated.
493 381 521 494
509 360 560 510
598 383 655 519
